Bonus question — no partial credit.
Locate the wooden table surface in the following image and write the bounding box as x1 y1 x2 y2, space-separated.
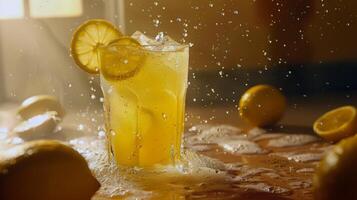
0 97 348 200
89 101 336 200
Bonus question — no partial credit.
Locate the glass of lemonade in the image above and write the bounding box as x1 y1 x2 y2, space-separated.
100 33 189 167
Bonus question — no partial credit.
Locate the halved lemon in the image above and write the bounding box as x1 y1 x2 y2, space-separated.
313 106 357 142
100 37 144 81
17 95 65 120
70 19 123 74
239 84 287 127
13 111 59 140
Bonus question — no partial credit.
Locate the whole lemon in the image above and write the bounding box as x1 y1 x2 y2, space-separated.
314 135 357 199
0 140 100 200
239 84 286 127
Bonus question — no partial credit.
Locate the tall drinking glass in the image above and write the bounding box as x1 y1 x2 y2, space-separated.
100 42 189 167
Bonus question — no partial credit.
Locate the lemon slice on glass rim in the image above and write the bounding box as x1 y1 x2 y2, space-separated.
100 37 145 81
70 19 144 80
70 19 123 74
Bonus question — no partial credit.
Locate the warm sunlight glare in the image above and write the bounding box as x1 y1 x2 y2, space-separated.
29 0 82 18
0 0 24 19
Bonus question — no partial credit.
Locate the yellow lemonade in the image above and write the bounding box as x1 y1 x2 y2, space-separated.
100 41 189 167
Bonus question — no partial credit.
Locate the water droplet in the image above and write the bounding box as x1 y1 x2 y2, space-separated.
155 32 165 42
77 124 84 131
153 19 160 27
162 113 168 120
98 130 106 138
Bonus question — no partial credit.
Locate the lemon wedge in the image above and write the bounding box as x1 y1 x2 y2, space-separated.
70 19 123 73
313 106 357 142
100 37 144 81
239 84 286 127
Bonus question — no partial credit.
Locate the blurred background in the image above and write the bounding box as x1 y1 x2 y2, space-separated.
0 0 357 126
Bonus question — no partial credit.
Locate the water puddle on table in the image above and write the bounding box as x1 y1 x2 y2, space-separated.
69 124 331 200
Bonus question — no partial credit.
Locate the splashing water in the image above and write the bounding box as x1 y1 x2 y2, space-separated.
70 137 232 199
66 124 327 199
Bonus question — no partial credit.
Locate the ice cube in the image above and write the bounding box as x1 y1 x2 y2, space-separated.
154 32 180 46
155 32 165 43
218 140 266 155
240 183 290 194
187 124 243 144
162 36 180 46
267 134 319 148
131 31 184 51
271 152 323 163
159 33 182 51
162 39 181 51
131 31 160 46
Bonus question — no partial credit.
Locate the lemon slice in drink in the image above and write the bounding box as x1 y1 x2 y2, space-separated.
100 37 144 81
70 19 123 73
313 106 357 142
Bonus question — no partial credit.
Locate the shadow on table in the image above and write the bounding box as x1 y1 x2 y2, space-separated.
267 124 316 135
